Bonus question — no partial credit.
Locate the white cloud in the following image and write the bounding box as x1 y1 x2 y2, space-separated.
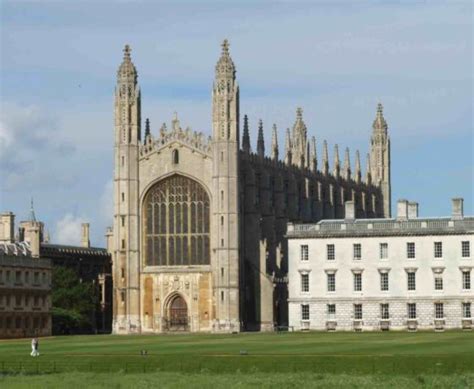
53 213 87 246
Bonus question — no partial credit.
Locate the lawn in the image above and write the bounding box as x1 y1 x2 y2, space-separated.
1 331 473 388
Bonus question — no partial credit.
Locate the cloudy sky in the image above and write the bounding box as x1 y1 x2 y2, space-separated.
0 1 472 247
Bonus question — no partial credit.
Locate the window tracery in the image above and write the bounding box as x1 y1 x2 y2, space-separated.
144 175 210 266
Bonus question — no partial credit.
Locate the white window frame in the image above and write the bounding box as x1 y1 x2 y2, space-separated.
354 304 363 320
462 271 471 290
379 243 388 260
434 242 443 258
327 273 336 292
353 273 362 292
300 245 309 261
380 303 389 320
407 272 416 291
434 276 443 291
301 304 310 321
327 244 335 261
462 302 471 318
407 242 416 259
301 273 309 293
380 272 389 291
407 303 417 319
327 304 336 320
353 243 362 260
435 302 444 319
461 241 470 258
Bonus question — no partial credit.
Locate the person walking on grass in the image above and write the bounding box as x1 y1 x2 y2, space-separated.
30 338 39 357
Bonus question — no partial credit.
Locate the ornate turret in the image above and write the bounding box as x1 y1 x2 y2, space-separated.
355 150 362 184
117 45 137 85
242 115 251 153
257 119 265 158
333 144 340 178
271 124 279 161
369 102 391 216
343 147 351 180
285 128 292 165
291 107 307 168
309 136 317 172
211 39 240 330
322 140 329 176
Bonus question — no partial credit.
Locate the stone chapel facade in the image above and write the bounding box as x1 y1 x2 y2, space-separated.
110 40 391 334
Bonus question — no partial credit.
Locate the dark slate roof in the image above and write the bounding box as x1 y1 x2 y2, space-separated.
40 243 110 257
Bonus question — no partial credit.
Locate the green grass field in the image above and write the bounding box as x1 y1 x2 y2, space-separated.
1 331 473 388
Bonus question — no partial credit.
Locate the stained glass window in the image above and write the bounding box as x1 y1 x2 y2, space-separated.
144 175 210 266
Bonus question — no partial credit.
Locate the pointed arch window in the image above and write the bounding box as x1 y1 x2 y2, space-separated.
173 149 179 165
144 175 210 266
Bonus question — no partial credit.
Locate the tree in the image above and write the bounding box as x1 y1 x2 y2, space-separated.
51 266 97 334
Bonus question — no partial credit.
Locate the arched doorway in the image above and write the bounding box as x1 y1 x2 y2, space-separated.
167 295 188 331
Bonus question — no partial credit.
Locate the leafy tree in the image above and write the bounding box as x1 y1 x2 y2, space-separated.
51 266 97 334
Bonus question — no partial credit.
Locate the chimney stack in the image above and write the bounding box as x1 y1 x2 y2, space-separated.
397 199 408 220
0 212 15 244
345 201 355 221
81 223 90 248
408 202 419 219
452 198 464 220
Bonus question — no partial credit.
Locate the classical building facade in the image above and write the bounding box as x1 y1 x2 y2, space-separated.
287 198 473 331
0 242 52 339
110 41 390 334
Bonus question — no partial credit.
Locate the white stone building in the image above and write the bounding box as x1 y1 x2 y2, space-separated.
287 198 473 331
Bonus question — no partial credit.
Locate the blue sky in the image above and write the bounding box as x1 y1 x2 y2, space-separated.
0 1 472 246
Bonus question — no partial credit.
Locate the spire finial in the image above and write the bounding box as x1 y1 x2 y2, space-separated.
123 44 131 60
29 197 37 222
296 107 303 119
257 119 265 158
373 102 388 132
221 39 230 55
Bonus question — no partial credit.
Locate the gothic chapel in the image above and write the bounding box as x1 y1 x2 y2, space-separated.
110 40 391 333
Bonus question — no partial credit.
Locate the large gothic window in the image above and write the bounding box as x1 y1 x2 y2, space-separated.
144 175 210 266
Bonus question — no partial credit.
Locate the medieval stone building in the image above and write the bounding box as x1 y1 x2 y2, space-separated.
110 40 391 334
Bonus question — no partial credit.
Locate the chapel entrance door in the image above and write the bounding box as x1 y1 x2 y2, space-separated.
168 295 188 331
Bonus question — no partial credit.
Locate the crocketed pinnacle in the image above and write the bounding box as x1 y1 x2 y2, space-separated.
271 124 279 161
322 140 329 175
29 198 36 222
355 150 361 183
343 147 351 180
257 119 265 158
117 44 137 83
242 115 251 153
215 39 235 81
333 144 340 177
365 153 372 184
285 128 292 165
144 118 151 140
310 136 317 172
373 102 388 133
